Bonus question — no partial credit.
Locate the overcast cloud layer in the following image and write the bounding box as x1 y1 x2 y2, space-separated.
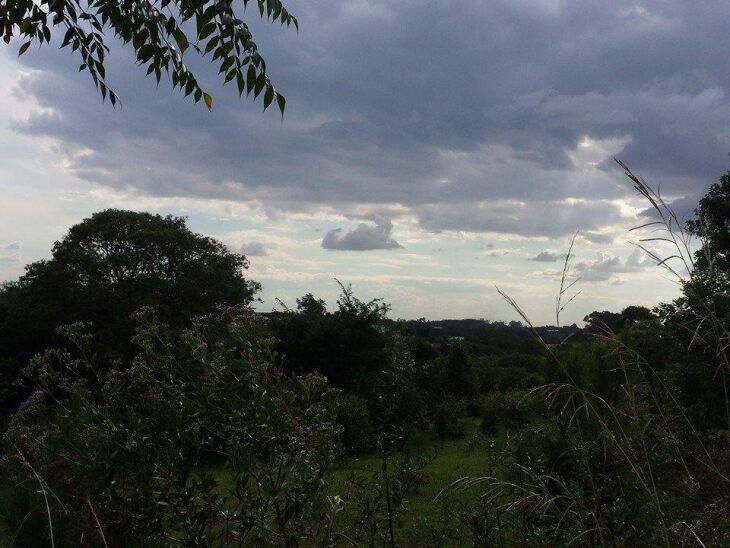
1 0 728 323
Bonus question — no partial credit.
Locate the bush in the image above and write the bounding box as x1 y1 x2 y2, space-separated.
2 306 343 546
443 342 479 397
368 342 429 449
480 391 527 435
434 400 464 440
336 394 374 453
464 396 482 418
474 355 545 393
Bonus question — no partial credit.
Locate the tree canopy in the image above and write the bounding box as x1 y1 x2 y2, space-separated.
583 306 654 335
0 209 258 415
0 0 296 112
271 284 390 392
687 171 730 274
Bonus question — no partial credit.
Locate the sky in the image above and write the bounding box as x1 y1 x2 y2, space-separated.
1 0 728 325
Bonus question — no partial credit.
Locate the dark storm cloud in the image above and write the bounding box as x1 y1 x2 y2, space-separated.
322 218 402 251
639 193 702 224
10 0 730 238
415 199 625 237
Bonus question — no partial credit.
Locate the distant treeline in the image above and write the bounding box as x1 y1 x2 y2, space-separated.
395 317 582 344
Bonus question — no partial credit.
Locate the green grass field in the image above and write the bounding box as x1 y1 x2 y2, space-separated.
325 418 501 546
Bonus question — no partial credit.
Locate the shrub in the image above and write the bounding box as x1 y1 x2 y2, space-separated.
434 400 464 440
443 342 479 397
336 394 374 453
368 342 429 449
463 396 482 418
2 306 342 546
480 391 526 435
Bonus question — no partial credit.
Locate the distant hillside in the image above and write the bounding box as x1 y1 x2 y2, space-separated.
396 318 583 347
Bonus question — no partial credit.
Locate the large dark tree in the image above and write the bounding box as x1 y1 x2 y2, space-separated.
660 173 730 332
583 310 624 335
271 284 390 392
0 208 259 416
1 0 296 112
583 306 654 336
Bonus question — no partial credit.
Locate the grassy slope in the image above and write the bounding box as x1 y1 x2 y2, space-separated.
327 418 499 546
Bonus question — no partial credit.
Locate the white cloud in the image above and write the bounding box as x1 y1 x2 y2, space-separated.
573 249 654 282
322 217 403 251
238 241 268 257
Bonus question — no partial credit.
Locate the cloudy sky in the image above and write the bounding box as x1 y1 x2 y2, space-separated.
1 0 727 325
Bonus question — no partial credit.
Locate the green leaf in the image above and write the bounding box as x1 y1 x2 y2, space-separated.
246 64 256 95
220 57 234 73
254 73 265 98
198 22 216 41
203 92 213 111
263 85 274 110
18 41 31 56
174 29 189 53
185 78 195 96
204 36 219 55
202 4 217 25
276 93 286 115
133 29 149 50
236 72 245 95
137 44 155 63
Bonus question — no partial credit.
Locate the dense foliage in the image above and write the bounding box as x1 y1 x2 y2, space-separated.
687 171 730 273
3 306 341 546
271 286 390 392
0 209 258 419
